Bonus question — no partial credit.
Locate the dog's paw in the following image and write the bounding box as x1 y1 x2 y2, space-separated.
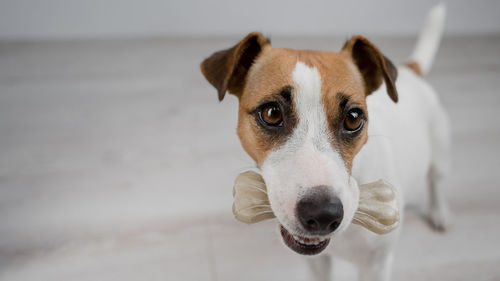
428 205 450 232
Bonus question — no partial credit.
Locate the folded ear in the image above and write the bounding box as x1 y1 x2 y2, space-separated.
342 36 398 103
200 32 270 101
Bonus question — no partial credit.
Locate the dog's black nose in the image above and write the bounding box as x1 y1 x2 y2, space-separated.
296 188 343 235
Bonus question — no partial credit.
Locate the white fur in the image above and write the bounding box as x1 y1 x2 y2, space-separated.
261 62 359 238
410 3 446 75
263 5 450 281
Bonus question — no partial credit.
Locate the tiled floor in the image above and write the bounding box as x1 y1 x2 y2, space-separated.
0 35 499 280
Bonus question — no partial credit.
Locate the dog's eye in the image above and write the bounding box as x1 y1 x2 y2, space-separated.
344 108 364 132
259 103 283 126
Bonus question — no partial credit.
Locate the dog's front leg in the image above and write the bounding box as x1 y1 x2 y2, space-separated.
428 165 450 231
306 254 332 281
357 245 394 281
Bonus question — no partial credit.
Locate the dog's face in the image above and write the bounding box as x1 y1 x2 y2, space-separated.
201 33 397 255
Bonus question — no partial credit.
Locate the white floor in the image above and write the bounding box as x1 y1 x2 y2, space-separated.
0 35 499 281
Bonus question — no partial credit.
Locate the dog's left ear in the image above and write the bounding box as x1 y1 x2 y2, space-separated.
342 36 398 103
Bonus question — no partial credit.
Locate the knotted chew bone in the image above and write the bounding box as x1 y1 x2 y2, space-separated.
232 171 399 235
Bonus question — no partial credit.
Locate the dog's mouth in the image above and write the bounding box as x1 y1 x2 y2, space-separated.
279 224 330 255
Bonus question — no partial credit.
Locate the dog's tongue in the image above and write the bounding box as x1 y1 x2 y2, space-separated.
232 171 400 235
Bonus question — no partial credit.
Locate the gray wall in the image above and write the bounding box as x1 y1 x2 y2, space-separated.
0 0 499 40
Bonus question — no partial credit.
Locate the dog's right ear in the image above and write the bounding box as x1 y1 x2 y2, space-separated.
200 32 270 101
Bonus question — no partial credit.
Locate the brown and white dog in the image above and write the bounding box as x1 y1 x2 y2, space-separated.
200 4 450 281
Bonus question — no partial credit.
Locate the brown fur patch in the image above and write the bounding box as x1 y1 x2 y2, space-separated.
237 47 298 165
405 60 423 76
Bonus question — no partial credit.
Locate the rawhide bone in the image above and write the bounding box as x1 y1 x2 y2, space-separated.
232 171 399 235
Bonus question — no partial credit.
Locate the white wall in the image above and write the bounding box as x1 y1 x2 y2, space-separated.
0 0 499 40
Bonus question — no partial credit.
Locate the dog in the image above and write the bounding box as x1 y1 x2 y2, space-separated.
200 4 450 281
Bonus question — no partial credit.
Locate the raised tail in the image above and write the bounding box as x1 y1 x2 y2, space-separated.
406 3 446 76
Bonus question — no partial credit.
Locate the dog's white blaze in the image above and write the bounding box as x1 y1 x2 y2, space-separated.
261 61 358 236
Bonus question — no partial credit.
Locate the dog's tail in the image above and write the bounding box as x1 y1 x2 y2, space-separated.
406 3 446 76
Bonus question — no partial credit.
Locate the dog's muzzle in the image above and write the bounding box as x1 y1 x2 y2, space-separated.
279 186 344 255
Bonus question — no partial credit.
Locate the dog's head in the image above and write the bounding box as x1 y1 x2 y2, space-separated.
201 33 398 255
